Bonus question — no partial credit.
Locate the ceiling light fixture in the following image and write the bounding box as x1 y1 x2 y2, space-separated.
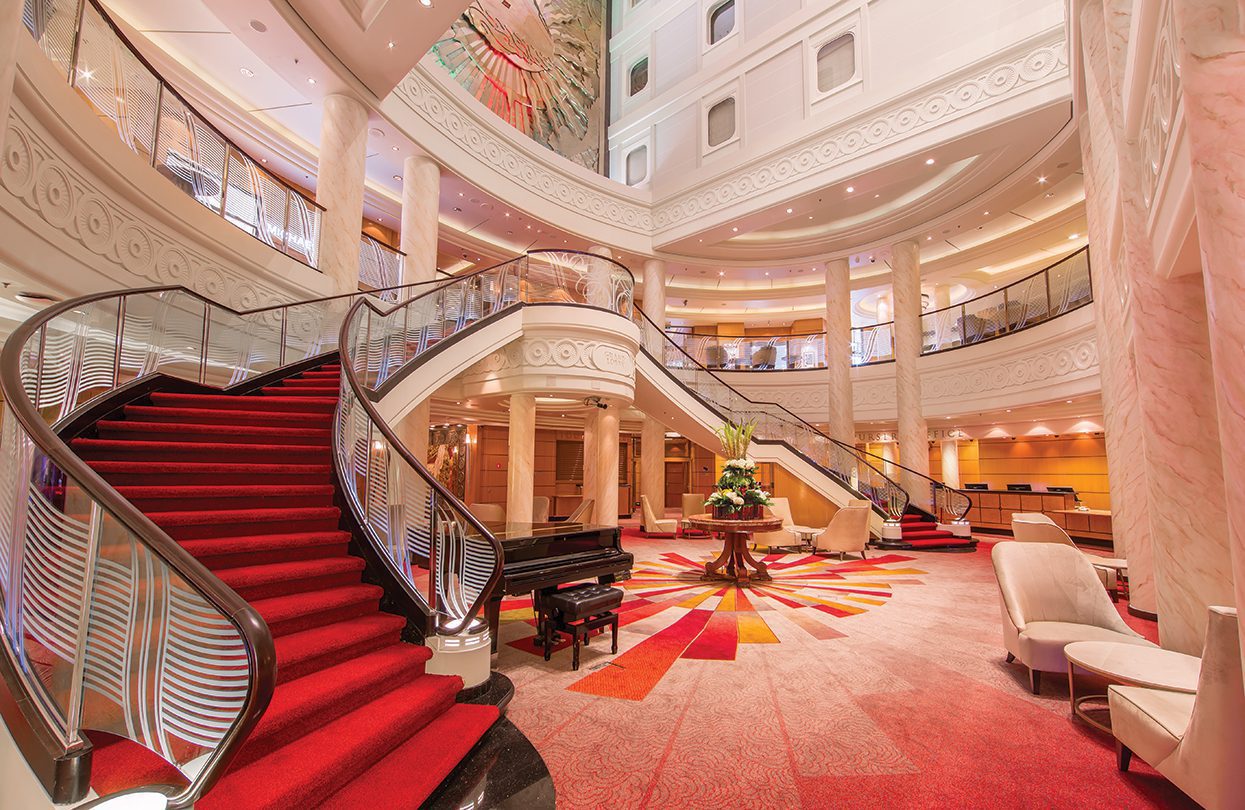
1038 175 1048 184
260 158 268 164
387 41 395 49
846 186 854 193
1068 233 1079 239
392 174 400 181
925 158 935 165
419 0 432 5
391 146 399 152
785 208 793 214
306 77 316 85
731 227 738 232
240 67 255 77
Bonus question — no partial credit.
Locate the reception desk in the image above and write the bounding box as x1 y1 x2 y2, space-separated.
967 490 1113 544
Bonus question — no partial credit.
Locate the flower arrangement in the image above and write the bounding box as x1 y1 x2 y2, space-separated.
706 421 773 519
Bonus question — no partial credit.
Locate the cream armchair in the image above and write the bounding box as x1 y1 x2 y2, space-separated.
468 502 505 523
1011 513 1128 600
814 505 872 560
640 495 678 537
681 493 709 536
565 499 594 524
532 496 551 523
1111 607 1244 810
750 497 794 551
991 542 1156 693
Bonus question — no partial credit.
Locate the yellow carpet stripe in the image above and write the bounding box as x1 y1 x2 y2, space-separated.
737 613 780 643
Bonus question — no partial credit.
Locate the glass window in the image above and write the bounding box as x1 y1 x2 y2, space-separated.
816 34 855 93
625 146 648 185
707 97 736 147
629 58 649 96
708 0 735 44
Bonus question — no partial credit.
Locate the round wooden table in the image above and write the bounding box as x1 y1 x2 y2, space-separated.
686 514 783 585
1063 641 1201 732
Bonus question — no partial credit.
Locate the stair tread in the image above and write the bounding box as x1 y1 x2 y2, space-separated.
148 392 337 411
250 584 383 626
88 460 331 474
146 506 340 527
123 405 332 425
97 420 332 440
115 484 336 499
213 556 364 591
198 674 463 810
320 704 500 810
180 530 351 557
274 614 407 676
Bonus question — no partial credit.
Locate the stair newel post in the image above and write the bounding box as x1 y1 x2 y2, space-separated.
113 296 126 388
277 307 287 368
64 501 103 749
198 300 210 385
428 489 440 626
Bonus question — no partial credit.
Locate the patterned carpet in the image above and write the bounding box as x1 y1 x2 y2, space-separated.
496 530 1197 809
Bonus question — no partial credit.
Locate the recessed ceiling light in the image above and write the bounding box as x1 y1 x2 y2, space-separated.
1045 191 1056 198
419 0 432 5
874 194 880 198
731 227 738 232
1068 233 1079 239
926 235 932 240
392 174 400 181
1038 175 1048 184
260 158 268 164
983 211 990 215
785 208 793 214
240 67 255 77
307 77 316 85
249 19 267 32
925 158 935 165
391 146 399 152
387 41 395 49
764 271 769 276
719 271 725 276
846 186 855 193
504 212 510 217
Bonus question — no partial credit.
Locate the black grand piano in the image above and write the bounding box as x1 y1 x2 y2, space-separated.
482 520 632 651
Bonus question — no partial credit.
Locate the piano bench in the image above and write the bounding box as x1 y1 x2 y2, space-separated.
540 584 623 671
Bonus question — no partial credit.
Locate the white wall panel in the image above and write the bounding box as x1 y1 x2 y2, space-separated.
654 6 699 94
743 43 804 147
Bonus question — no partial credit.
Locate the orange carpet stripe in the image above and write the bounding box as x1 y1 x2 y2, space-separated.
681 610 738 660
567 608 714 701
843 595 888 606
737 613 780 644
717 588 738 612
786 610 848 640
676 588 720 609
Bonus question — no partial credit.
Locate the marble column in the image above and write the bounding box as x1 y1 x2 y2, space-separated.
586 245 614 310
397 402 430 468
582 407 599 520
400 154 440 283
890 240 931 509
316 94 369 294
642 258 667 352
506 394 536 524
595 404 621 527
825 258 854 442
1171 0 1245 653
940 440 961 490
1086 0 1234 653
640 417 666 520
1076 2 1157 616
0 0 24 150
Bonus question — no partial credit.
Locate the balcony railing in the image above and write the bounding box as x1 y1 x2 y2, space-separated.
358 234 405 301
668 248 1092 370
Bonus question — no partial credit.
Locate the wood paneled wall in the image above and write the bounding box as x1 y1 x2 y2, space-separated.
928 436 1111 510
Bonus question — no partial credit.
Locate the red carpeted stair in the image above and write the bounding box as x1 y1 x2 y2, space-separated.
74 361 498 809
896 512 976 551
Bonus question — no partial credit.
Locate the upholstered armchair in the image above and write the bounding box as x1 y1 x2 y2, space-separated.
814 505 872 559
991 542 1156 693
640 495 678 537
468 502 505 523
681 493 710 536
1011 513 1128 599
750 497 794 551
532 496 551 523
565 499 594 524
1111 607 1244 810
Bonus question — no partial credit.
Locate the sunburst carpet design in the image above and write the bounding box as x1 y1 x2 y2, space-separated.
503 551 925 701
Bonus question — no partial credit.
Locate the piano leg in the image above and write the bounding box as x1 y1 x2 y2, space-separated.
486 595 502 654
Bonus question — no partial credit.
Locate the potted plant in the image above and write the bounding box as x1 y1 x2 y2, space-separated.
704 421 774 519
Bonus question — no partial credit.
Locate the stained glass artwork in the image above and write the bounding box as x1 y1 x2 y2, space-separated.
431 0 607 172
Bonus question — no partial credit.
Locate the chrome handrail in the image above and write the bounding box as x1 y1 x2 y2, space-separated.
0 275 448 807
665 248 1092 370
334 249 635 634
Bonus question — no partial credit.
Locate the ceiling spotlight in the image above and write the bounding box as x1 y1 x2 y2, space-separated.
419 0 432 5
1038 175 1048 184
983 211 990 216
846 186 855 193
504 212 510 217
260 158 268 164
925 158 935 165
387 41 395 49
391 146 399 152
926 235 932 240
240 67 255 77
808 215 813 220
731 227 738 232
1068 233 1079 240
718 271 725 276
392 174 400 181
785 208 793 214
306 77 316 85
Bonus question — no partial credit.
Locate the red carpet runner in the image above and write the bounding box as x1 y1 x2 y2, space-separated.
74 362 498 809
896 512 973 550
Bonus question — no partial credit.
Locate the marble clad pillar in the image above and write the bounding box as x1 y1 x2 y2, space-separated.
595 404 621 527
400 154 440 283
640 418 666 523
890 240 931 509
586 245 614 311
940 440 961 490
1171 0 1245 656
506 394 535 525
0 0 24 150
1085 0 1235 653
316 94 369 294
824 259 854 442
396 154 441 474
642 258 667 353
1075 2 1157 616
582 407 599 521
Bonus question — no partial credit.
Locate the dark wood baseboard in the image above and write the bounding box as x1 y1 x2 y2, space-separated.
1127 604 1159 621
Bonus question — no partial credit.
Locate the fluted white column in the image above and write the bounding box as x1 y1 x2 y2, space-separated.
825 258 854 441
891 240 930 508
582 408 599 520
506 394 536 524
940 440 961 490
316 94 369 294
400 154 440 283
595 403 620 526
640 418 665 520
586 245 613 310
0 0 24 149
642 258 667 352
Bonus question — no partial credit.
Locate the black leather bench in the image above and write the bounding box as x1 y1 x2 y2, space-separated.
539 583 623 670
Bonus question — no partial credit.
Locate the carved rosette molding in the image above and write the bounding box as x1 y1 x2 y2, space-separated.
652 33 1069 232
393 65 653 235
461 333 638 404
0 104 297 312
1138 0 1180 211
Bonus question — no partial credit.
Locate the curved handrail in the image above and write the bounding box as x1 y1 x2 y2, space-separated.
0 275 450 807
666 248 1092 370
635 307 973 524
333 249 635 635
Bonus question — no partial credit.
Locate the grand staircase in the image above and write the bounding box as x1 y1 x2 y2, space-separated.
71 361 498 808
891 510 975 551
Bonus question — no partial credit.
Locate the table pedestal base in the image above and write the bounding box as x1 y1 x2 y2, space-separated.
702 531 771 585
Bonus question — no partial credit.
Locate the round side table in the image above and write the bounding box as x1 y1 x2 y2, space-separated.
1063 640 1201 732
686 514 783 586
